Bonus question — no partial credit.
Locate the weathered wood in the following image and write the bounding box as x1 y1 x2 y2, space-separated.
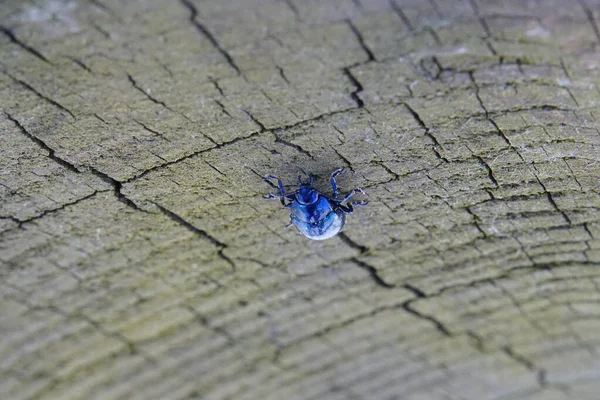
1 0 600 399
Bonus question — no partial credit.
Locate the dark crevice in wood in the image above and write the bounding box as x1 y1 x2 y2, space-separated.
0 25 51 64
351 257 394 289
0 191 102 230
468 0 492 37
401 300 452 336
125 131 260 183
180 0 241 75
276 65 291 85
5 112 80 173
5 73 75 119
152 202 235 270
343 68 365 108
243 110 267 132
88 168 147 212
577 0 600 44
127 73 172 110
273 134 315 160
390 0 414 31
346 19 375 62
401 102 449 162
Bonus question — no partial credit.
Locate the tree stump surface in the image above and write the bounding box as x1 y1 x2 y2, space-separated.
1 0 600 399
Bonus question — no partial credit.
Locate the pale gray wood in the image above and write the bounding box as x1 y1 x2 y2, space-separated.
1 0 600 399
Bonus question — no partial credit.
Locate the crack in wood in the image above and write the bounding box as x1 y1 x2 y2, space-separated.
273 134 315 160
127 73 172 110
275 65 291 85
180 0 241 75
5 112 80 173
3 2 600 397
5 73 75 119
390 0 414 31
577 0 600 44
0 25 51 64
467 0 491 37
401 300 452 336
152 202 235 270
343 68 365 108
1 191 102 229
125 131 260 182
401 102 449 162
351 257 394 289
87 168 146 212
346 19 375 62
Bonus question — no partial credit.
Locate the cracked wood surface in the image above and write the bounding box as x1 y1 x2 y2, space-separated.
1 0 600 399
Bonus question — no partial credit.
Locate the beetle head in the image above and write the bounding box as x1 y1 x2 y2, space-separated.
295 185 319 205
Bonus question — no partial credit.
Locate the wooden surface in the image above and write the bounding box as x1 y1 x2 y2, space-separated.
1 0 600 399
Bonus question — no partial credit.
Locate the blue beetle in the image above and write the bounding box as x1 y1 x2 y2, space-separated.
263 168 367 240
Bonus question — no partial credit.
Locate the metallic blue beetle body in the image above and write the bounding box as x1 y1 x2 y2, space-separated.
263 168 367 240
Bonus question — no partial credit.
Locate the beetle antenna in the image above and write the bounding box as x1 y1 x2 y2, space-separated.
308 174 313 184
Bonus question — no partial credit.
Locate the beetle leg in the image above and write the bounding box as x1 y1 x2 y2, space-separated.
265 193 295 207
263 174 290 206
337 200 368 214
263 192 280 200
337 204 354 214
339 187 365 204
329 167 345 198
264 174 286 197
263 191 292 201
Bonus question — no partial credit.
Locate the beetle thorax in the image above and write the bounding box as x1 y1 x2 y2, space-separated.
295 185 319 205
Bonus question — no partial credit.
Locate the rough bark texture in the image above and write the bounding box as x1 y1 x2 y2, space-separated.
1 0 600 399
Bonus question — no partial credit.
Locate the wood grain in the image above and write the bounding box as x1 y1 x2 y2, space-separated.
1 0 600 399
